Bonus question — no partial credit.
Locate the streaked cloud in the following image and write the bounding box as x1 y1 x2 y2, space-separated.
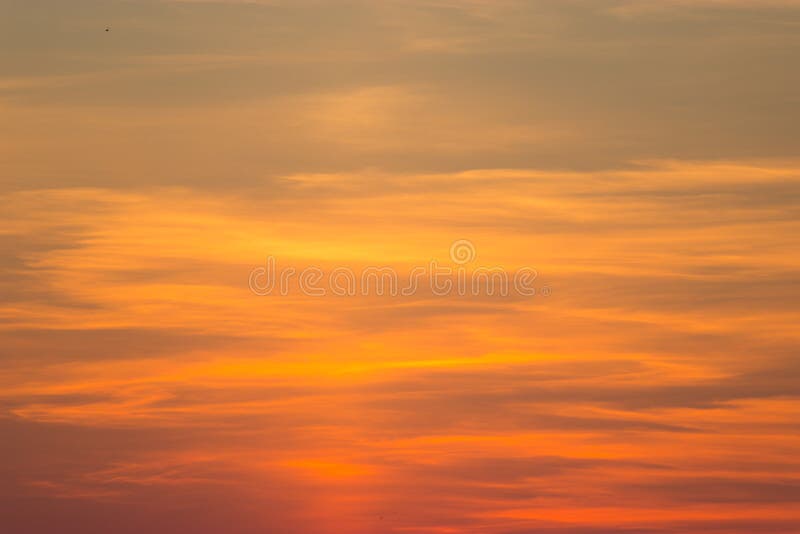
2 1 799 532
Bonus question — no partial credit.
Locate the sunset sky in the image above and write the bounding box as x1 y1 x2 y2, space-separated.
2 1 800 533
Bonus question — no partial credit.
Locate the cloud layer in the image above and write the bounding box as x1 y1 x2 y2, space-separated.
2 1 800 533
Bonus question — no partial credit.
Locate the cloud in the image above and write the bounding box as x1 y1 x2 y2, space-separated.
3 0 800 183
2 1 800 531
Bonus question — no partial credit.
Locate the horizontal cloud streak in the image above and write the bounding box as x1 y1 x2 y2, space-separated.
2 0 799 531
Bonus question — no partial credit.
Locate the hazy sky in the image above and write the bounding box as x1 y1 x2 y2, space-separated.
1 1 800 533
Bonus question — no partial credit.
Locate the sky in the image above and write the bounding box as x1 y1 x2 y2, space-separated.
1 0 800 532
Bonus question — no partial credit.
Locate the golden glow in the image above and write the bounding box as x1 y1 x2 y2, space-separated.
2 1 800 532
